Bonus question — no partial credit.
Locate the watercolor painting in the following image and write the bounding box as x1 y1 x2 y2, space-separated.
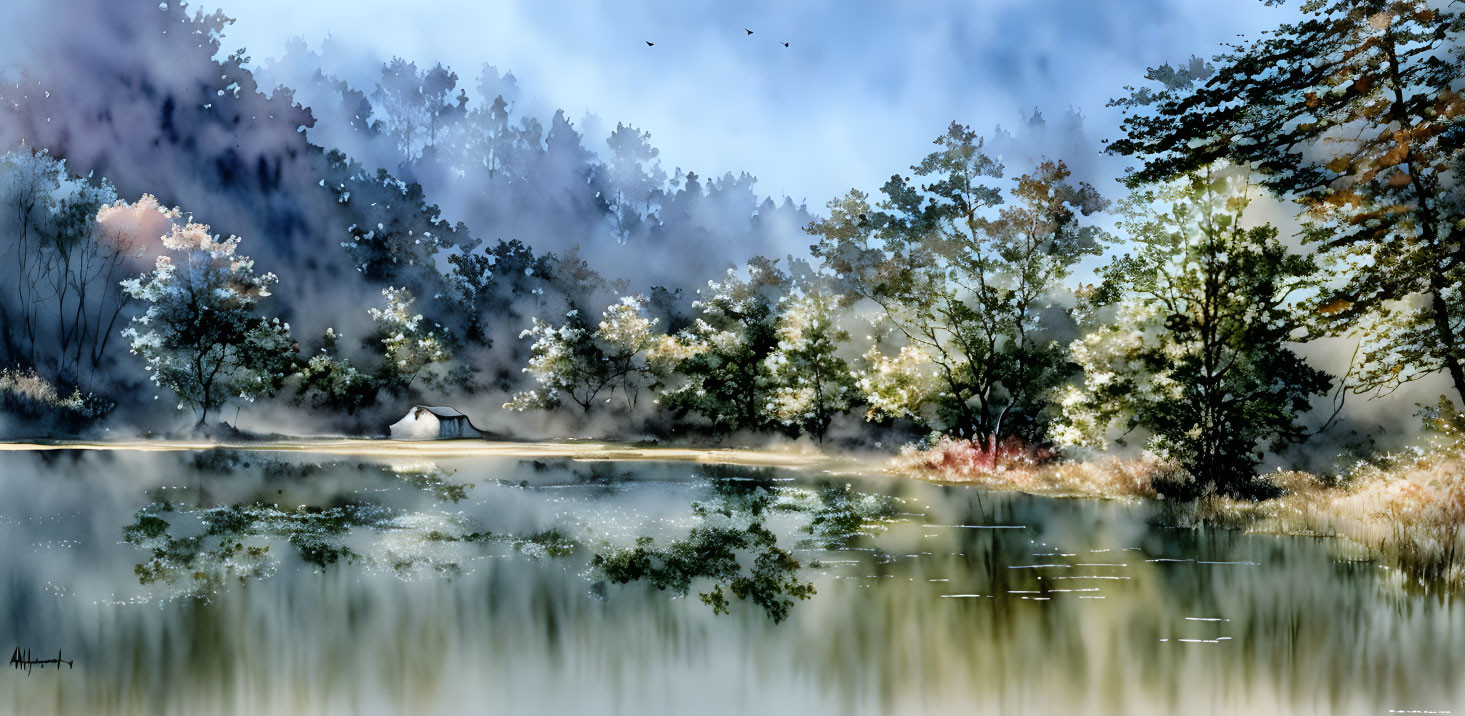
1 0 1462 714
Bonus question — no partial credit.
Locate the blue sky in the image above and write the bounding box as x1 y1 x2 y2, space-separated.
214 0 1300 206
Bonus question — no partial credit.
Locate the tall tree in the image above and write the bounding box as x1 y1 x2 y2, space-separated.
540 110 603 225
763 265 856 442
810 123 1106 446
0 147 136 391
605 123 666 244
1109 0 1465 404
1055 167 1331 496
419 63 463 150
120 213 296 426
371 58 428 159
660 257 787 434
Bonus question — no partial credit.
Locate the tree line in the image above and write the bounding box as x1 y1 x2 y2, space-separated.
501 0 1465 497
1 0 1461 499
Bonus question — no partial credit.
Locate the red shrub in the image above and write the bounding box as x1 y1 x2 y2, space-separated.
905 436 1053 480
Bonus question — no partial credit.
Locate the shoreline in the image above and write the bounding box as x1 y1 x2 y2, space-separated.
891 443 1465 594
5 436 1459 592
0 437 886 474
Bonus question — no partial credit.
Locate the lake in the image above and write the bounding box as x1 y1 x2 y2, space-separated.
0 448 1460 715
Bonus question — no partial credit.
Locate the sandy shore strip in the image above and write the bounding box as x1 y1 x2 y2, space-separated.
0 438 883 473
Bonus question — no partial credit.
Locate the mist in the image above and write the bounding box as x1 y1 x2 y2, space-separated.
0 0 1453 482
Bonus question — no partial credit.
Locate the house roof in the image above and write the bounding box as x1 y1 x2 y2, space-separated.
415 406 466 418
403 405 497 438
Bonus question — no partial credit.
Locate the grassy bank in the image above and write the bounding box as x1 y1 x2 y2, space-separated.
0 437 887 474
893 436 1465 593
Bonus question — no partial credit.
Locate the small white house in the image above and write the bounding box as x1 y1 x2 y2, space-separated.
388 406 487 440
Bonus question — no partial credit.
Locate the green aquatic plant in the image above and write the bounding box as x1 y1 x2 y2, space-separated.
591 472 910 620
514 528 580 559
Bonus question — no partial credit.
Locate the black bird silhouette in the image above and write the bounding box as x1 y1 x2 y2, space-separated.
646 41 654 46
745 28 753 35
782 42 789 47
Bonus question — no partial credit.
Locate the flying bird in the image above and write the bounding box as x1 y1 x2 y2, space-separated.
782 42 789 47
745 28 753 35
646 41 654 46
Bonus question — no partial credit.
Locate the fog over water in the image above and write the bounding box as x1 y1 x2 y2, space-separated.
0 450 1460 715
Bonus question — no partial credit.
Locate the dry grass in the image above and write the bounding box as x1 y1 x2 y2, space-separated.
891 436 1161 500
895 437 1465 592
0 367 101 417
1174 448 1465 591
1267 449 1465 591
0 368 69 406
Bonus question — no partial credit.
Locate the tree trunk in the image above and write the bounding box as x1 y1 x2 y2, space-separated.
1429 285 1465 407
1382 32 1465 407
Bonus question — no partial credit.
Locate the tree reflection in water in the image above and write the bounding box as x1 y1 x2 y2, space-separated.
6 450 1465 714
591 498 815 623
591 466 902 622
120 456 578 596
121 458 906 622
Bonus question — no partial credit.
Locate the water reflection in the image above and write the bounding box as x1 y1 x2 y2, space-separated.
592 467 818 623
120 455 587 595
0 449 1461 715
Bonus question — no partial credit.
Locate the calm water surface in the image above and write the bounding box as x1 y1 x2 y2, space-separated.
0 449 1460 715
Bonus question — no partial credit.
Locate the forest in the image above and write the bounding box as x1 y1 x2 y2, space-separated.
1 0 1463 508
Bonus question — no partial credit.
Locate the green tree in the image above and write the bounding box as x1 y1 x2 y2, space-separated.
1109 0 1465 405
505 295 663 414
295 328 381 415
446 238 557 345
763 267 856 442
659 258 786 434
1054 168 1331 496
809 123 1106 447
367 286 451 392
120 217 296 426
504 309 603 414
604 123 666 244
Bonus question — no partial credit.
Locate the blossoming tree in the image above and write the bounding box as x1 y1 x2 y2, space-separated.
367 286 451 391
120 210 296 426
506 294 662 414
658 259 785 434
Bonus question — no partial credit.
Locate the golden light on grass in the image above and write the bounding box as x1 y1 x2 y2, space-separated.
895 437 1465 592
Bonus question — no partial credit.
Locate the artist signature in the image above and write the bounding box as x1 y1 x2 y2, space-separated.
10 647 73 674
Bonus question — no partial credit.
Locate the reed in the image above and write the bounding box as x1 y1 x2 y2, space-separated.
893 437 1465 592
